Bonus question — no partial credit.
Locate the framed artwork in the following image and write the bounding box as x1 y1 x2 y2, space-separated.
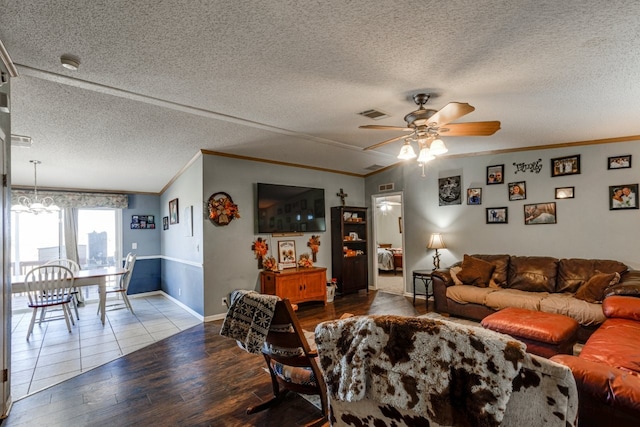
486 207 508 224
524 202 557 224
555 187 574 199
551 155 580 177
486 164 504 185
610 184 638 210
130 215 155 229
438 175 462 206
508 181 526 201
163 216 169 230
608 155 632 170
467 188 482 205
398 216 403 233
184 205 193 237
277 240 297 268
169 198 179 224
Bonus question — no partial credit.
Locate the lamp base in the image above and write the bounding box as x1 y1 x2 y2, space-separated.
432 249 441 271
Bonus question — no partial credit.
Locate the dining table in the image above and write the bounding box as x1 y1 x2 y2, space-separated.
11 266 128 326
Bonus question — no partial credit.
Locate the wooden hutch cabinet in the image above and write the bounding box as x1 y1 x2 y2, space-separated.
331 206 369 295
260 267 327 305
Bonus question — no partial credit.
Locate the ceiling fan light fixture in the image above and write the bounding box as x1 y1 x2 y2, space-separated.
397 141 417 160
417 147 435 163
429 138 448 155
60 54 80 70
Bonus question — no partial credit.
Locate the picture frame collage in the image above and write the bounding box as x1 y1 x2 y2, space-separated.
454 152 636 224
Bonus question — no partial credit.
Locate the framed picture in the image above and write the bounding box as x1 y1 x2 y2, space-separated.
555 187 574 199
486 165 504 185
508 181 526 201
278 240 297 268
438 175 462 206
551 155 580 177
467 188 482 205
163 216 169 230
169 198 179 224
610 184 638 210
524 202 557 224
486 207 508 224
398 216 402 233
608 155 632 170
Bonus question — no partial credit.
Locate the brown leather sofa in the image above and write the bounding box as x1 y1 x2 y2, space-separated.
432 255 640 341
552 296 640 427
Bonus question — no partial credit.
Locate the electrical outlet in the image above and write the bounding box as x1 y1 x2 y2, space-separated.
222 297 228 307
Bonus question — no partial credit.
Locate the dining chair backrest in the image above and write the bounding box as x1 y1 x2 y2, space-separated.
24 265 75 306
45 258 81 273
120 253 137 291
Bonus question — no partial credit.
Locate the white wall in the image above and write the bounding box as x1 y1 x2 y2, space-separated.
366 140 640 293
374 204 402 248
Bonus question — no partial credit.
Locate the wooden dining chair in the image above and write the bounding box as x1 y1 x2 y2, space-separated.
223 293 328 419
24 265 76 340
98 252 137 316
45 258 81 319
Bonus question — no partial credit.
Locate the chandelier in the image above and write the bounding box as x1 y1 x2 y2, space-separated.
397 132 448 176
11 160 60 215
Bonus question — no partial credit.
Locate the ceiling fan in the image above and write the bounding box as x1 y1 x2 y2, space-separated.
360 93 501 161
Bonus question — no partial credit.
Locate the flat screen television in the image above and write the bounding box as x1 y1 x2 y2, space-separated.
257 183 326 233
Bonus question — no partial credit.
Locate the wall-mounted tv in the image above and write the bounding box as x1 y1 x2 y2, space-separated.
257 183 326 233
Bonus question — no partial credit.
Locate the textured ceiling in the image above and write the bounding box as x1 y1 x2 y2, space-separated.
2 0 640 193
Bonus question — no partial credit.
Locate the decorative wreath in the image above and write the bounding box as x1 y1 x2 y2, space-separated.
208 192 240 226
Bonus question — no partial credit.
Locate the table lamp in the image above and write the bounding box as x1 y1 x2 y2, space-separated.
427 233 446 270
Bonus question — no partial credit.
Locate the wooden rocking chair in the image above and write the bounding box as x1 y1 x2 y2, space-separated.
222 292 328 419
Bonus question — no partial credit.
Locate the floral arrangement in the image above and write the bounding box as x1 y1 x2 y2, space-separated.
208 192 240 226
298 253 313 268
262 256 278 271
307 235 321 261
252 237 268 259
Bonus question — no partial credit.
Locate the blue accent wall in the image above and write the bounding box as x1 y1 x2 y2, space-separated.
161 258 204 315
128 258 161 294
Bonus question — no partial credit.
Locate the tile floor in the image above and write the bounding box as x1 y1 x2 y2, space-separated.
10 294 201 400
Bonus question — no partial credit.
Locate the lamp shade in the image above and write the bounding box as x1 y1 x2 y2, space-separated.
427 233 446 249
417 147 435 163
397 141 417 159
429 138 448 155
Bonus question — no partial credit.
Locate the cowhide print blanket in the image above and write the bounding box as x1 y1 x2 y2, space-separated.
220 289 279 354
315 315 527 426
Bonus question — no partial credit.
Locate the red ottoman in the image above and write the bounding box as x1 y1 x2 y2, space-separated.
481 307 579 358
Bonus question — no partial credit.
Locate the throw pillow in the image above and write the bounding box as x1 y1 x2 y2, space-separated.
449 266 463 285
456 255 496 288
574 271 621 303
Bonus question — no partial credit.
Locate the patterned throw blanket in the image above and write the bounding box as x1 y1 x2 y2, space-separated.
220 290 279 354
315 315 527 426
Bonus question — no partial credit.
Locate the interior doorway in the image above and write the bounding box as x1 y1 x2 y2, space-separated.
372 192 405 295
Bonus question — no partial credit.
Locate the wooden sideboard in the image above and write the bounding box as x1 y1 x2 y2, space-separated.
260 267 327 305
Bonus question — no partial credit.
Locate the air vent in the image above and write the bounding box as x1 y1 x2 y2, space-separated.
365 164 385 171
11 134 32 148
378 183 394 192
358 109 389 120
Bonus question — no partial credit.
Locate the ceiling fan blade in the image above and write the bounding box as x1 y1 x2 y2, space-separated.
363 133 411 151
359 125 413 131
427 102 475 127
440 121 501 136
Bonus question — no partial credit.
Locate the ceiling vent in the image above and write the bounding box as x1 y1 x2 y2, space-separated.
11 134 32 148
358 109 389 120
378 183 395 192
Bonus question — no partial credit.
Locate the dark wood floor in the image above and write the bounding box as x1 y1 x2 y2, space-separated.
2 291 429 427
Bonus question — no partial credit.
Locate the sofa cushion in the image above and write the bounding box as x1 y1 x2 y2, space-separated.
539 293 606 326
485 289 548 311
471 254 510 288
606 270 640 298
457 255 496 288
578 317 640 375
574 271 620 303
449 266 463 285
603 295 640 321
508 256 558 292
446 284 497 305
557 258 628 293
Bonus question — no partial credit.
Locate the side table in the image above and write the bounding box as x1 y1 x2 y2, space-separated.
412 270 433 306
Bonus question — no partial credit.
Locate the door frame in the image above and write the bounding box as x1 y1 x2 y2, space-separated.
370 191 406 294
